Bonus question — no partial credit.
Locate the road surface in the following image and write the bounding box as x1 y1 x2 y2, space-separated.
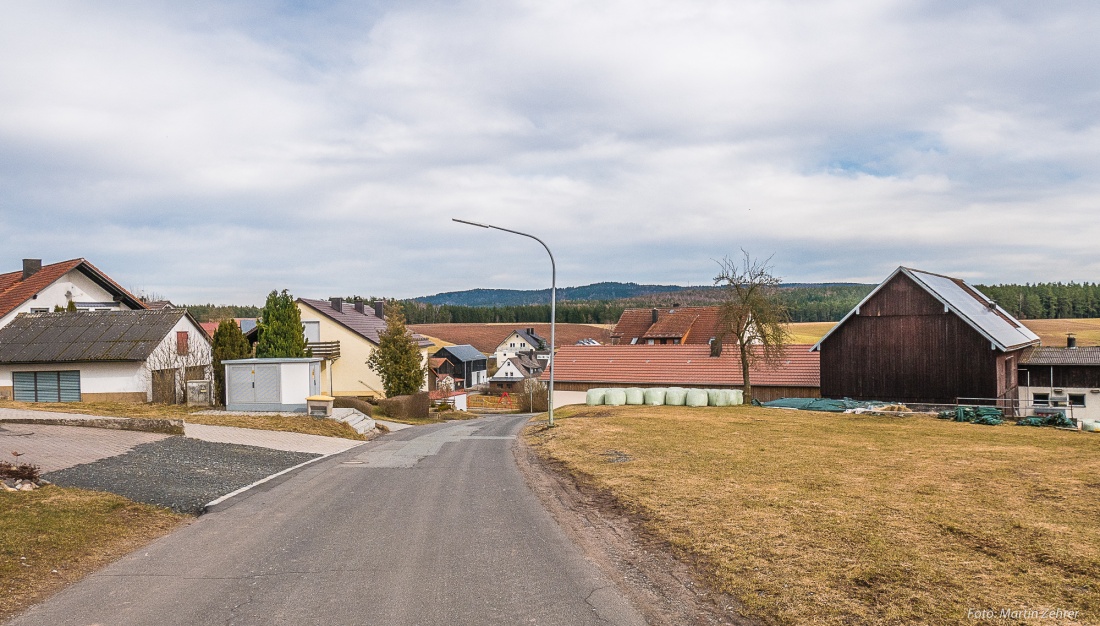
8 414 646 626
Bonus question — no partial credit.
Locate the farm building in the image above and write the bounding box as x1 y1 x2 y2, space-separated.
1018 340 1100 422
0 309 211 403
429 344 487 390
547 344 820 402
813 267 1040 407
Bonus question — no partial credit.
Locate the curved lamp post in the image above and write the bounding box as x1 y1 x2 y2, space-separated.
453 218 556 427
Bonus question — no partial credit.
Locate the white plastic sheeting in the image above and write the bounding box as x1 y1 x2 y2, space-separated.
685 389 709 407
643 388 666 405
604 388 627 406
586 388 608 405
664 387 687 406
625 388 645 405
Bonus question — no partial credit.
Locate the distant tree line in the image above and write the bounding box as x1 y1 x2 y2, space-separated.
178 304 262 322
975 283 1100 320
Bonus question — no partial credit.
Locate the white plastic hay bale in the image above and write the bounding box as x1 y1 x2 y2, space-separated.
1082 420 1100 433
625 388 645 405
586 388 607 406
644 388 667 405
709 389 731 407
665 387 687 406
686 389 709 407
604 388 627 406
729 390 744 405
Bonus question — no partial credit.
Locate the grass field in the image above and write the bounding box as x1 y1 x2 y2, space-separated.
526 405 1100 625
0 401 367 440
0 487 185 622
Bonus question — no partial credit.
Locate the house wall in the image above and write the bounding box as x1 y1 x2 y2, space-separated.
820 272 1002 404
298 303 430 398
0 361 147 402
141 315 213 402
1020 364 1100 422
494 332 538 365
0 269 134 330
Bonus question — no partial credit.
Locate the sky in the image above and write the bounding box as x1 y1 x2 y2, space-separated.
2 1 1099 305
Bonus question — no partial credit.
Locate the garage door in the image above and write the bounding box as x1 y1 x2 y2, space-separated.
13 371 81 402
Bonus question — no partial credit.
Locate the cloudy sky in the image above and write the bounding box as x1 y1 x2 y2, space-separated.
2 1 1098 304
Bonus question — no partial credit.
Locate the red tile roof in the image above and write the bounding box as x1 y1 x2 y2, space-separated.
546 344 819 388
611 307 722 345
0 258 146 321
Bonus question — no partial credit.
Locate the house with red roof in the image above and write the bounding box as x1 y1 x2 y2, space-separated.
546 344 820 402
610 307 723 346
0 258 146 331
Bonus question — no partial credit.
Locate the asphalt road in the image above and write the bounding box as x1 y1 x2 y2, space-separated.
8 414 646 626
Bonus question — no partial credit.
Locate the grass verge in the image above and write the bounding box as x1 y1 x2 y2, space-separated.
0 401 366 440
0 486 186 622
526 405 1100 625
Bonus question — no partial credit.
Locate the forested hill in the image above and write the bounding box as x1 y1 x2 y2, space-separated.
416 282 694 306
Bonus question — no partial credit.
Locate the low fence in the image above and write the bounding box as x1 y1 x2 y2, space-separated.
467 394 515 410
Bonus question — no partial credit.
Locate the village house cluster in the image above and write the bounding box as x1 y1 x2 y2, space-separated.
1 257 1098 422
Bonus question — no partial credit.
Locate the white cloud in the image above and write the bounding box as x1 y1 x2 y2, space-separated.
2 0 1099 301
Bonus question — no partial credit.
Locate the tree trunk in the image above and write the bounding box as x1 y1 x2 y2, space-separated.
739 342 753 404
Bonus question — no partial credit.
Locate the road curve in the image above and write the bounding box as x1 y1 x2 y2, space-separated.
7 414 646 626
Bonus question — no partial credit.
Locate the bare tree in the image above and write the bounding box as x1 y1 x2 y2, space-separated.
713 250 791 403
144 331 213 404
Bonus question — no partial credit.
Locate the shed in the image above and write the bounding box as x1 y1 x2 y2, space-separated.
813 267 1040 408
223 358 321 412
431 344 488 389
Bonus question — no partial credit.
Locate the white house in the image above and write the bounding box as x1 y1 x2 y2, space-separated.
488 353 544 393
0 258 147 331
493 328 549 365
0 310 211 403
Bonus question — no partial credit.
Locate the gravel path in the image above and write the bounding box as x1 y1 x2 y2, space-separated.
43 436 319 514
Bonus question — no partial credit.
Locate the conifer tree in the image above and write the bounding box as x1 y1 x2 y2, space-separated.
212 319 252 404
367 308 426 397
255 289 307 359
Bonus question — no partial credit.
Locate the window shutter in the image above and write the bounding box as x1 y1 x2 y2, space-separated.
177 331 189 355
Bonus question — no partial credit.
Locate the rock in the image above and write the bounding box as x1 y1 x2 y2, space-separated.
1 482 16 492
18 483 35 491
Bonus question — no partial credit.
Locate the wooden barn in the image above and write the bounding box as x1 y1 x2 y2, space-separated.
812 267 1040 407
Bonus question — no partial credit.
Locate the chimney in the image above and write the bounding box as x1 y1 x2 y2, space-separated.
354 301 366 314
373 301 384 319
22 259 41 281
710 337 723 357
651 308 658 323
330 298 343 313
526 327 534 335
1068 334 1077 349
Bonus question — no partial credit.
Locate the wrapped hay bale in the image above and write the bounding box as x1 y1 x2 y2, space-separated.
665 387 688 406
709 389 731 407
729 390 744 405
686 389 709 407
643 388 667 405
625 388 645 405
586 388 607 406
604 388 627 406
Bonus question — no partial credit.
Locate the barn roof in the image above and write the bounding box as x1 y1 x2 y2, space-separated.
435 344 486 362
546 344 819 387
0 310 195 364
1021 346 1100 366
812 267 1040 353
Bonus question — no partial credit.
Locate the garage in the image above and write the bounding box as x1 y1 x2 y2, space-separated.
13 370 81 402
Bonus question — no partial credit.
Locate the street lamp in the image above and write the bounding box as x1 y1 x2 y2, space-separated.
453 218 556 427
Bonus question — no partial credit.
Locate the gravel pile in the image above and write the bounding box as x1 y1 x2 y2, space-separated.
44 437 319 514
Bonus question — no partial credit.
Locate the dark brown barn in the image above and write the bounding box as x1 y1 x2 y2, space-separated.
813 267 1040 406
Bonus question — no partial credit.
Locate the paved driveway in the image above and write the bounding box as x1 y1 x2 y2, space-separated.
7 414 646 626
0 423 168 473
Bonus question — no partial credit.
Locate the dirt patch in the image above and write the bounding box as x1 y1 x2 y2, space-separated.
514 431 760 626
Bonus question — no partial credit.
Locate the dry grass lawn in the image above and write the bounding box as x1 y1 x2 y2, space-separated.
0 486 186 622
526 405 1100 625
1021 318 1100 347
0 400 366 440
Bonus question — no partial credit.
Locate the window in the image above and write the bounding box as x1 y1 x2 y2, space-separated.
510 342 516 348
302 320 320 343
1033 393 1049 407
30 308 48 313
520 342 526 348
1069 394 1086 407
177 331 189 355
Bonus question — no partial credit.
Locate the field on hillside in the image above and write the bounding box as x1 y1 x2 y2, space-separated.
527 405 1100 625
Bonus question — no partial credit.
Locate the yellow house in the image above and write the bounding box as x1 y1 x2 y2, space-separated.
296 298 434 398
